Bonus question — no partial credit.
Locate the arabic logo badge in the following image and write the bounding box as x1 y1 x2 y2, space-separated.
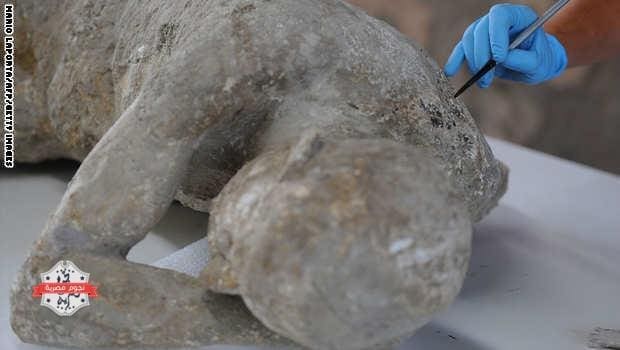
31 260 98 316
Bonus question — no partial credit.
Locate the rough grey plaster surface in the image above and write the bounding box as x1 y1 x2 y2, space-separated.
204 134 473 349
588 328 620 350
8 0 507 349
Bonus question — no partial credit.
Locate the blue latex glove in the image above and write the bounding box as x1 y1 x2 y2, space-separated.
444 4 568 88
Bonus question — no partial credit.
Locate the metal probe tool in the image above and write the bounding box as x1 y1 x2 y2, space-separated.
453 0 571 98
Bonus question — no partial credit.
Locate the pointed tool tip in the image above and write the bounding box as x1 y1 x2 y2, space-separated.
453 88 465 99
452 59 497 99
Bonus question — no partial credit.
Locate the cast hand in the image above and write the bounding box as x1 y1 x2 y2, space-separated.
444 4 568 88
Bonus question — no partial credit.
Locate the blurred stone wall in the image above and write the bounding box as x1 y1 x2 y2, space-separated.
348 0 620 175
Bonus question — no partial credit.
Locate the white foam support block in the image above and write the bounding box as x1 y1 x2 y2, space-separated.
154 237 209 277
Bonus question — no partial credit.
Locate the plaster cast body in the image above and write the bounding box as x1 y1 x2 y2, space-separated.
9 0 508 349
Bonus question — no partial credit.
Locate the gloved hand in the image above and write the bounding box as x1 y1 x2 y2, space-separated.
444 3 569 88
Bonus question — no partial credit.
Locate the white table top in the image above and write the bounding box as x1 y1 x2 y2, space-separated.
1 138 619 350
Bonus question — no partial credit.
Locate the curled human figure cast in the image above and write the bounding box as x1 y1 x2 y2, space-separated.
9 1 510 349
